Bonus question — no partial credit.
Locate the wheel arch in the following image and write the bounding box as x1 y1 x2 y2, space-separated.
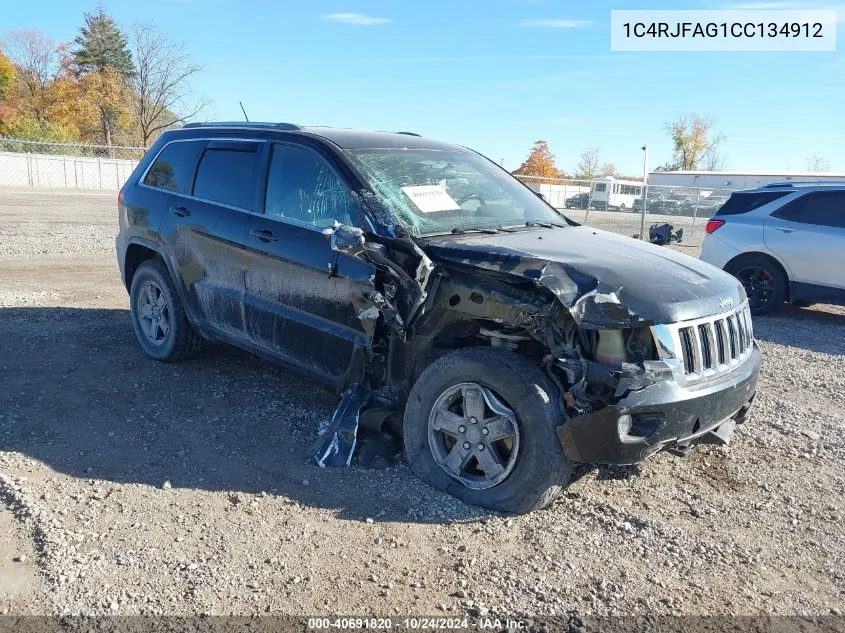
724 251 792 301
124 237 195 320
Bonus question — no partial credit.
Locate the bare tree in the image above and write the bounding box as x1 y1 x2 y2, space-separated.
806 155 830 172
3 29 61 121
664 114 725 171
131 23 207 146
700 142 727 171
599 162 618 178
575 147 601 180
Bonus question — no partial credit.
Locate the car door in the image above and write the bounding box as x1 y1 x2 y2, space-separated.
764 190 845 292
241 141 377 385
157 138 265 338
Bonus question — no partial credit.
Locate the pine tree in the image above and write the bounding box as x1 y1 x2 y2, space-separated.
73 7 135 80
72 7 135 150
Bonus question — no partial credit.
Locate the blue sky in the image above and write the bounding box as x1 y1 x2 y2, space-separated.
2 0 844 174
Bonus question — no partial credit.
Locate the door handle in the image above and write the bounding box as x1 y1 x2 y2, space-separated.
776 227 796 233
250 228 278 243
169 205 190 217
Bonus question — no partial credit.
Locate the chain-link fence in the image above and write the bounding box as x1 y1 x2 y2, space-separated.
515 174 738 246
0 138 146 191
0 137 743 246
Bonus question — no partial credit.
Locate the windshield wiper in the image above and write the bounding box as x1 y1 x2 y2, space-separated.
451 227 499 235
525 220 568 229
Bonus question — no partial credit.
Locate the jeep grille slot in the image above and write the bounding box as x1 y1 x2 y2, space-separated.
679 327 696 373
667 303 754 384
697 323 714 369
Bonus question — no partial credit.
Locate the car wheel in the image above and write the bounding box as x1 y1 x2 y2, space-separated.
129 258 203 362
403 347 571 514
619 203 627 211
728 257 787 315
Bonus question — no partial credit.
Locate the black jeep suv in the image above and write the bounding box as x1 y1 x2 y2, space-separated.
116 122 761 513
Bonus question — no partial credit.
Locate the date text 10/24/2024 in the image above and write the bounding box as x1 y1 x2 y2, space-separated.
307 618 529 630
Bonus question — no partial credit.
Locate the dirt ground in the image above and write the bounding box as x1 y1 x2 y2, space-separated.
1 189 844 619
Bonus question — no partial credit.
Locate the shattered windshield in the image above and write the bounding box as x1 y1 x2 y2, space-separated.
345 148 567 236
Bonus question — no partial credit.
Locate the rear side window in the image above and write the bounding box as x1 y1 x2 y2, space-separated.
193 141 261 210
143 140 205 194
716 191 790 216
772 191 845 228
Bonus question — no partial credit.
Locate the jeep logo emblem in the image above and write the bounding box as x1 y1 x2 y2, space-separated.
719 296 735 309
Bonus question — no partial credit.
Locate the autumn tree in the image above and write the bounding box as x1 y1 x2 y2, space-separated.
806 155 830 172
3 30 61 123
513 140 563 179
0 49 12 100
664 114 725 171
131 23 206 146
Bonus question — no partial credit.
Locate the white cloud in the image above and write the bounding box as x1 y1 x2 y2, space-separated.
517 18 593 28
321 13 393 26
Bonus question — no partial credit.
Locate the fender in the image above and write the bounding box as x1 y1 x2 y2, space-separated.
123 235 202 328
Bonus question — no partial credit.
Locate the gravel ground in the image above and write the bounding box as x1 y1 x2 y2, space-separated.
1 188 844 618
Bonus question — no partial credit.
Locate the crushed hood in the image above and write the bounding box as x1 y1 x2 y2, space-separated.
423 226 746 328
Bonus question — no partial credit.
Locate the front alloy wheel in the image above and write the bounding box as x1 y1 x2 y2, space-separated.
428 382 520 490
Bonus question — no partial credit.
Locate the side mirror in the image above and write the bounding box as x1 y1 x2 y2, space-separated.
322 221 365 253
535 192 547 202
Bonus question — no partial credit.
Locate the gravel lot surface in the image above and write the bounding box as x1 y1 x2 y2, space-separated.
1 189 844 618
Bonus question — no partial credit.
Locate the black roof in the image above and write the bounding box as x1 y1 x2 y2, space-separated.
180 122 463 152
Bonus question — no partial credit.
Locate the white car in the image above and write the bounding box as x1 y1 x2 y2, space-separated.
701 182 845 314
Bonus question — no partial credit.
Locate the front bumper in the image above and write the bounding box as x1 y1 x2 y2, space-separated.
558 343 761 465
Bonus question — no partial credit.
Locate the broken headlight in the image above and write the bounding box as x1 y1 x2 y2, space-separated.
594 327 656 366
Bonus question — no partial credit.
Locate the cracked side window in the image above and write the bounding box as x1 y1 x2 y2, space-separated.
265 144 358 228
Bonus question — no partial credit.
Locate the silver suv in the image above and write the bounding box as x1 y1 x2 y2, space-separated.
701 182 845 314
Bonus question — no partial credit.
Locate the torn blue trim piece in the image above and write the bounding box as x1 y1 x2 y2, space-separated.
314 383 372 468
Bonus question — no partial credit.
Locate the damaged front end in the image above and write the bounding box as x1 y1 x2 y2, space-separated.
312 200 759 471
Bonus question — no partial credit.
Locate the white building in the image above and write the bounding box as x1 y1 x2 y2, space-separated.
647 170 845 191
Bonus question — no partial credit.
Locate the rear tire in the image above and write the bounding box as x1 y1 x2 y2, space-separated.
129 258 203 362
403 347 571 514
727 256 787 315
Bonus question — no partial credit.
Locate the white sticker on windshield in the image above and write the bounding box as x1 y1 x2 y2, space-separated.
401 185 461 213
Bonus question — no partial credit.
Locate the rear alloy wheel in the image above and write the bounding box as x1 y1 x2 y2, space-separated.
404 347 571 514
130 258 203 361
729 257 786 315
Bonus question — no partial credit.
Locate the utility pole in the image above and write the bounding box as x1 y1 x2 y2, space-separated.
639 145 648 241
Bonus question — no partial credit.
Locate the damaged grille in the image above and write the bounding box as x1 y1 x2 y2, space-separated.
672 304 754 383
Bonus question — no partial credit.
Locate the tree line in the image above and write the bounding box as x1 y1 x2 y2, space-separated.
512 114 832 180
0 7 207 150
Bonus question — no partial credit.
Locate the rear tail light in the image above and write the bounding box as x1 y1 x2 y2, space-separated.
118 189 125 206
705 219 725 234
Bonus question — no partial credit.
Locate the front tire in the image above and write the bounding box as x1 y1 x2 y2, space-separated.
403 347 571 514
727 256 787 315
129 258 203 362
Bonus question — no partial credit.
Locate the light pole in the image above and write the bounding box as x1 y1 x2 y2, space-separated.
639 145 648 241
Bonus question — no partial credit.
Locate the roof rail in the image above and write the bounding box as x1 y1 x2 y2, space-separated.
396 131 421 137
761 180 845 188
183 121 302 131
